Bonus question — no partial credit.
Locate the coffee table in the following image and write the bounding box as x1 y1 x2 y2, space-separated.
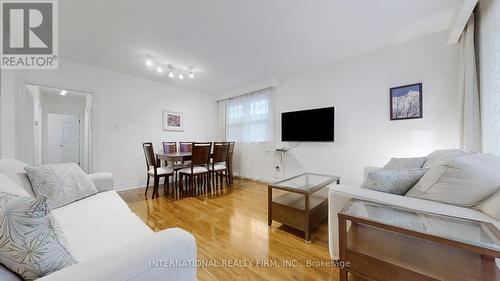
338 200 500 281
268 173 340 242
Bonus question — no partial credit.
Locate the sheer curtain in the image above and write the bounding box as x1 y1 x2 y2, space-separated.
458 14 481 152
225 88 274 180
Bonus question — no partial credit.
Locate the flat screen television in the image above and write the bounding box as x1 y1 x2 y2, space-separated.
281 107 334 142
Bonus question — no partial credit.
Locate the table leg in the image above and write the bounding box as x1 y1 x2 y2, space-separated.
305 194 310 243
339 215 348 281
268 186 272 227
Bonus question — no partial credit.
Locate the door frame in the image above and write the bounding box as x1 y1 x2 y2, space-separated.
16 80 96 172
42 110 82 166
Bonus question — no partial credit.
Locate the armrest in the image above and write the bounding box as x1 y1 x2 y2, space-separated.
87 172 113 192
38 228 196 281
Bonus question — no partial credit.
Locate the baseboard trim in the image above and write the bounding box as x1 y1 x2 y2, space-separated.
114 180 147 191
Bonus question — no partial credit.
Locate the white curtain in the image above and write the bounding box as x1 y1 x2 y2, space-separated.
226 88 275 180
458 14 481 152
217 99 227 141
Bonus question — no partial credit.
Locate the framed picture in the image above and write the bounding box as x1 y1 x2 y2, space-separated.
390 83 423 120
162 110 184 131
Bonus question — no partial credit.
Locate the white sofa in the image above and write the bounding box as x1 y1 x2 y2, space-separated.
0 159 197 281
328 166 500 266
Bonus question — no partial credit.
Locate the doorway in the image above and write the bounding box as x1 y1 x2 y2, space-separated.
17 83 94 172
45 113 80 165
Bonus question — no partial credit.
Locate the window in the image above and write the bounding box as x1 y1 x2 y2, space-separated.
226 88 274 142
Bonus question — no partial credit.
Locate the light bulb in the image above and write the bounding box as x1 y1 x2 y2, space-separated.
168 71 174 78
178 74 184 79
145 59 153 67
189 71 194 78
60 90 67 96
157 67 163 73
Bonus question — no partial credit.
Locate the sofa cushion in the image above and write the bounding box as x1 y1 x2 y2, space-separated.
61 213 153 261
474 190 500 221
423 149 471 168
0 194 76 280
0 159 35 196
362 169 427 195
51 191 131 228
406 153 500 207
0 173 30 197
382 157 426 170
25 163 98 209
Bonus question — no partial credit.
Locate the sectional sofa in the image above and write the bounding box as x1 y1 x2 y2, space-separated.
0 159 196 281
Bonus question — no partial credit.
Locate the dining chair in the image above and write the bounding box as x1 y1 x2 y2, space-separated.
162 141 188 195
179 142 192 153
162 141 177 154
178 142 211 196
142 142 173 198
227 142 235 185
210 142 230 192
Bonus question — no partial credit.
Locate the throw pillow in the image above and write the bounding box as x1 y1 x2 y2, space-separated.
422 149 471 168
382 157 427 170
25 163 98 209
0 193 76 280
474 190 500 221
0 173 30 197
361 169 428 195
406 153 500 207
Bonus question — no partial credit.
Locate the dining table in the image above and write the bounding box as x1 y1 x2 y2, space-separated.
156 152 215 164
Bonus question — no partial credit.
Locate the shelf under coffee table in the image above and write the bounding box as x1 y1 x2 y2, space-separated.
268 173 340 242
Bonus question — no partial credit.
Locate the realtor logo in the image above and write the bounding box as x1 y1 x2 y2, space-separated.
1 0 58 69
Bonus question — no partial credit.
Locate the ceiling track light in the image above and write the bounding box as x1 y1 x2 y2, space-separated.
168 65 174 78
145 57 196 79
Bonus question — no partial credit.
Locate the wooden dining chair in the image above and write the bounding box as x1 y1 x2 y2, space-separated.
142 142 173 198
227 142 235 185
210 142 230 192
162 142 177 154
179 142 192 152
178 142 211 196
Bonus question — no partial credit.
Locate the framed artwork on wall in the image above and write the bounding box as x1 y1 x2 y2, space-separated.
390 83 423 120
162 110 184 131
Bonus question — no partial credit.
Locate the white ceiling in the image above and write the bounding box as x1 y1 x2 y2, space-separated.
60 0 464 94
36 85 87 100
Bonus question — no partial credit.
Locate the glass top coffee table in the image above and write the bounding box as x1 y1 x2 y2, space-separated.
268 173 340 242
337 200 500 281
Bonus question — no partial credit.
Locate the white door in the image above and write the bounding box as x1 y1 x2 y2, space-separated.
46 113 80 165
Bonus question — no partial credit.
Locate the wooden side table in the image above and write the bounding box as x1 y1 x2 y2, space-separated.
268 173 340 242
338 200 500 281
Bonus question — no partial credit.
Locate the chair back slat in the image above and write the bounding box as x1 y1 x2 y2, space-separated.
213 142 229 164
142 142 157 170
180 142 192 153
191 142 211 166
162 142 177 154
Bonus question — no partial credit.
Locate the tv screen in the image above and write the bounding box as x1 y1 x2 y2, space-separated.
281 107 334 142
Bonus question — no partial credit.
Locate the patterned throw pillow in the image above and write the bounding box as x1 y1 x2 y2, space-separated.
382 157 427 170
25 163 98 209
362 169 428 195
0 193 76 280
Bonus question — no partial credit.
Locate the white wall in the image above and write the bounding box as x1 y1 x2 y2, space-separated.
232 32 460 186
477 0 500 156
1 60 218 190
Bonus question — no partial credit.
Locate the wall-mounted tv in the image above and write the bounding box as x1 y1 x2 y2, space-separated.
281 107 334 142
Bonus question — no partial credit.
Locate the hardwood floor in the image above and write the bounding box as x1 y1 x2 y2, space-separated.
119 178 339 281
